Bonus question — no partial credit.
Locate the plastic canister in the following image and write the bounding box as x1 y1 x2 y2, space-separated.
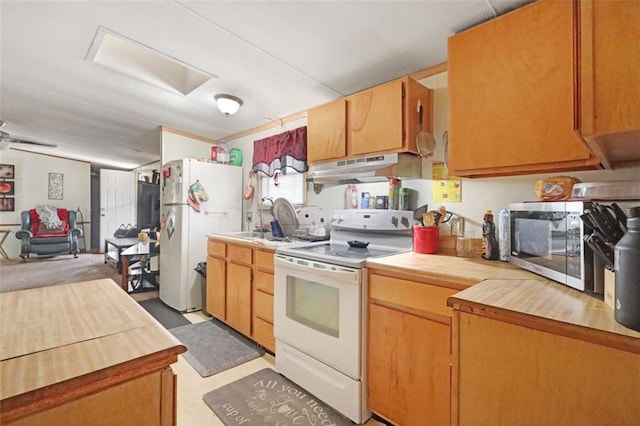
346 184 358 209
361 192 371 209
217 140 229 164
498 209 510 261
614 206 640 331
399 188 410 210
388 178 400 210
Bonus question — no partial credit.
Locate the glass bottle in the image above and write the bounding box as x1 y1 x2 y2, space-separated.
482 210 499 260
217 140 229 164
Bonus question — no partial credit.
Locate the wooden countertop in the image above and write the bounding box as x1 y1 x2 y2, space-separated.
449 278 640 353
0 279 186 420
366 251 541 289
367 251 640 353
207 233 278 251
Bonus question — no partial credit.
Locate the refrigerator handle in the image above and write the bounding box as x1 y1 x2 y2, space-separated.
204 210 229 215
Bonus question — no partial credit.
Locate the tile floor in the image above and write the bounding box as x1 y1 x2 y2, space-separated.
148 305 385 425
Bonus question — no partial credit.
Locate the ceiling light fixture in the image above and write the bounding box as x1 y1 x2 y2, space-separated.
214 94 243 117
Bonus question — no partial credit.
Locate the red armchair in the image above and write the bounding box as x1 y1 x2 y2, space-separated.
15 209 82 262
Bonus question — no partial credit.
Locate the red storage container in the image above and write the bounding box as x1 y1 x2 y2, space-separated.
413 226 439 254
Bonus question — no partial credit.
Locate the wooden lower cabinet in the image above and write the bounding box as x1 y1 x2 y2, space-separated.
367 271 457 425
206 238 276 352
7 368 176 426
206 256 226 319
453 311 640 425
253 249 275 352
226 261 252 336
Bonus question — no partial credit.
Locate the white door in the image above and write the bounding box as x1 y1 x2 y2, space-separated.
100 169 136 250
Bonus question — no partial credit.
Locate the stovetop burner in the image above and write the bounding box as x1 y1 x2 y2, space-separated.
292 243 400 260
277 209 414 268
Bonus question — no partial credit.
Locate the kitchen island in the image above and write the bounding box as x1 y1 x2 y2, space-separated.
366 252 640 426
0 278 186 425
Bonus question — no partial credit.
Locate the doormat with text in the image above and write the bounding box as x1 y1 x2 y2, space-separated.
202 368 352 426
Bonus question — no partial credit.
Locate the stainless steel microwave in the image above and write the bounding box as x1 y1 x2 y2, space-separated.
509 201 594 292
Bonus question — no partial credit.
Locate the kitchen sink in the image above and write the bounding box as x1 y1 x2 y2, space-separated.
220 231 299 247
223 231 261 239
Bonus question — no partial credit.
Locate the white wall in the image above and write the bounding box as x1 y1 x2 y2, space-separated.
0 149 91 258
161 130 214 165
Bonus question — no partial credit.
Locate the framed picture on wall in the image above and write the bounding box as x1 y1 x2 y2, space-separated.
48 172 64 200
0 164 14 179
0 198 14 212
0 181 15 196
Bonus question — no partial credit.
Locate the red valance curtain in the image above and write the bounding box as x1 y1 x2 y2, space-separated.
252 126 307 177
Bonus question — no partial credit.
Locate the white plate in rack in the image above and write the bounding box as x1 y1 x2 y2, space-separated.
273 198 298 236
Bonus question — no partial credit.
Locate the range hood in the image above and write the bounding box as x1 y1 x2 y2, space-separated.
306 152 422 185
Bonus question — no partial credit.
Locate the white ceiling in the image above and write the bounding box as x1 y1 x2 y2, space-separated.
0 0 532 169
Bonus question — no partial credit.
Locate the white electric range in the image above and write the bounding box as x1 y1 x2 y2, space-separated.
274 209 414 424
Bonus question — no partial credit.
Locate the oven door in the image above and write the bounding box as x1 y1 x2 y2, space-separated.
274 254 363 379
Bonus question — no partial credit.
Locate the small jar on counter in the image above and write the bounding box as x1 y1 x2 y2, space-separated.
399 188 409 210
361 192 371 209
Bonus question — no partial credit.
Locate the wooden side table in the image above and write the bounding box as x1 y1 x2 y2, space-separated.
0 230 11 260
103 237 141 273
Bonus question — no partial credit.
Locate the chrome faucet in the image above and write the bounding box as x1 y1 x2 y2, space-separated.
258 196 274 238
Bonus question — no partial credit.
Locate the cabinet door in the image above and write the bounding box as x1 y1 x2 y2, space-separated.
455 312 640 425
448 0 597 176
307 98 347 163
368 304 451 425
226 262 252 336
578 0 640 168
206 256 226 320
349 79 404 156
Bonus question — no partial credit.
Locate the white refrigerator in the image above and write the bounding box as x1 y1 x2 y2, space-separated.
160 159 242 311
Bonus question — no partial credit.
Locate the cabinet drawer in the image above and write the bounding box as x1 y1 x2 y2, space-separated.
254 270 274 295
207 240 226 258
253 317 275 353
228 244 253 265
369 274 457 318
254 290 274 323
255 250 275 273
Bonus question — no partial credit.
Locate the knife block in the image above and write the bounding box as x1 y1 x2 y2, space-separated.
604 269 615 310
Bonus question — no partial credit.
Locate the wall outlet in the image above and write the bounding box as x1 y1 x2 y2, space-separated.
246 211 252 222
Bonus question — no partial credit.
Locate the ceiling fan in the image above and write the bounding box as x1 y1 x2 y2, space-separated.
0 120 57 148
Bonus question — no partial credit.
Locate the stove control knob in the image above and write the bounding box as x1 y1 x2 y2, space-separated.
401 216 410 228
391 216 399 227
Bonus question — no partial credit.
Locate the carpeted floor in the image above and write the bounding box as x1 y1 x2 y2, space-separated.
0 253 123 293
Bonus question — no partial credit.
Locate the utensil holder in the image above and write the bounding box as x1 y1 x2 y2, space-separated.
413 226 439 254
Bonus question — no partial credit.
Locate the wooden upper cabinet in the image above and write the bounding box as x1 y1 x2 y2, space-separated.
307 98 347 163
447 0 600 177
349 79 404 156
578 0 640 168
307 77 431 164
